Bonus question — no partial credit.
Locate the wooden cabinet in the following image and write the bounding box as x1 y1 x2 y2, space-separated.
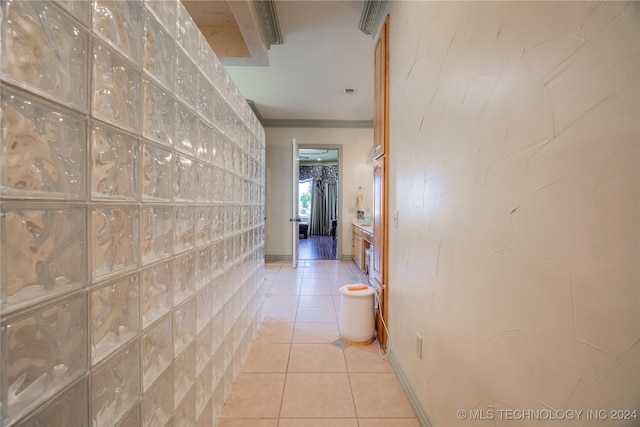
352 231 363 269
372 15 389 347
372 155 388 346
371 157 386 287
373 15 389 159
352 225 372 273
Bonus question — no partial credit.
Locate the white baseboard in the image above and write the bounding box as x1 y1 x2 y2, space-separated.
388 350 434 427
265 254 291 261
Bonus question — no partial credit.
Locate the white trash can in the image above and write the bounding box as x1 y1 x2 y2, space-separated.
339 284 375 345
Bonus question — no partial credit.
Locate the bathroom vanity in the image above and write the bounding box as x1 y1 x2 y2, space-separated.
352 221 373 273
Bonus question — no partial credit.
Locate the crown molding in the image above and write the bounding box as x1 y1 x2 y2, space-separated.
262 119 373 129
253 0 283 48
359 0 389 37
247 101 372 129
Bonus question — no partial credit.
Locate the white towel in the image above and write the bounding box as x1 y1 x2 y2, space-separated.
356 193 365 211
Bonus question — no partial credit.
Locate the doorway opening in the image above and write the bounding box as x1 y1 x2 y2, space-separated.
297 148 339 260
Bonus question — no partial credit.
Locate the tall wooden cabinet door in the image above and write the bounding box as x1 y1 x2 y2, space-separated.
372 155 388 346
371 156 386 287
373 16 389 159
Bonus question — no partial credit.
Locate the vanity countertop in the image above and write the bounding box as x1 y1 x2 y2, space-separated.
352 220 373 235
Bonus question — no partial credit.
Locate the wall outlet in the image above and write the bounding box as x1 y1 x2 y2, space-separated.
393 211 399 228
416 333 423 359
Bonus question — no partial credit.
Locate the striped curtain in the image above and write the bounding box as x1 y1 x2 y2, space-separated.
310 180 338 235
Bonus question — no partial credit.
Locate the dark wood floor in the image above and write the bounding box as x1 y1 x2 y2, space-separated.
298 235 337 260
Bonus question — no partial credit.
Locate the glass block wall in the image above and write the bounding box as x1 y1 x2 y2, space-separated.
0 1 267 426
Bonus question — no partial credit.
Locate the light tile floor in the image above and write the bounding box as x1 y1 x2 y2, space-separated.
219 260 420 427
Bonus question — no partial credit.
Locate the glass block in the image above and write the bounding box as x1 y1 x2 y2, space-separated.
197 30 213 75
223 302 233 336
176 2 199 61
91 341 140 427
1 88 87 199
93 0 142 65
115 403 140 427
223 207 232 237
211 310 224 354
141 206 173 265
143 0 175 36
174 49 196 108
195 361 212 420
223 172 233 204
195 207 213 247
196 119 213 163
142 78 174 146
195 285 212 333
173 154 194 201
1 294 87 426
174 206 195 253
91 205 139 281
173 298 195 356
211 90 223 130
222 338 232 376
240 207 248 231
173 343 195 409
143 10 174 90
211 207 223 240
196 397 212 427
211 241 223 279
91 123 139 200
141 314 172 390
173 386 195 427
174 102 196 155
196 70 213 123
212 380 223 423
173 252 194 306
232 145 241 175
15 376 89 427
90 275 140 365
53 0 91 25
195 246 212 290
211 167 224 203
211 129 223 167
140 261 172 328
195 323 212 376
232 206 240 233
223 142 233 172
211 277 223 318
92 40 141 133
239 152 247 178
195 162 211 203
1 206 87 312
141 142 172 201
142 367 172 427
2 0 89 111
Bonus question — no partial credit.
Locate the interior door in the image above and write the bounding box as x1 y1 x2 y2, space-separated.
291 138 300 268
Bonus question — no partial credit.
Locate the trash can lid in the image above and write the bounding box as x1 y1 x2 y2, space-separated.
339 284 375 296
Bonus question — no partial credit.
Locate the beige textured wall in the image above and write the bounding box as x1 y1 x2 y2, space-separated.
387 2 639 425
264 127 373 258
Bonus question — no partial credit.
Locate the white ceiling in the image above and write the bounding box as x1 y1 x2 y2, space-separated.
220 1 377 124
299 148 339 162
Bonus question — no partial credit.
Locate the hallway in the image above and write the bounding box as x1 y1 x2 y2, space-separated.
298 235 338 260
219 260 419 427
